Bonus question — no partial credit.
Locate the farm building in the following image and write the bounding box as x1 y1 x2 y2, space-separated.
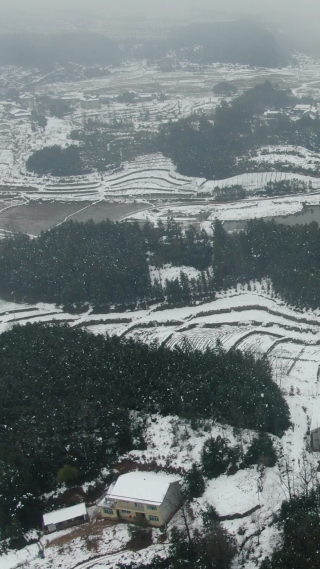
98 471 181 527
42 503 88 533
9 108 31 120
81 97 100 110
310 398 320 451
19 93 37 110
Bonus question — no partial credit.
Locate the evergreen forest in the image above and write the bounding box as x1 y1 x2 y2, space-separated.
261 489 320 569
213 218 320 310
0 322 289 542
159 81 318 179
0 219 214 310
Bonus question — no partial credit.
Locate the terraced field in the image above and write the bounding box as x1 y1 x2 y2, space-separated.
1 283 320 398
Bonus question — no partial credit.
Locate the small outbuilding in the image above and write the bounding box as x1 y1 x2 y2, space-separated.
98 471 181 527
43 503 88 533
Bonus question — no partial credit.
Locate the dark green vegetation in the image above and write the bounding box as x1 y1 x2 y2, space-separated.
118 511 237 569
261 490 320 569
167 524 237 569
26 124 158 175
26 82 318 181
26 145 84 176
244 433 277 468
3 216 320 313
213 218 320 310
201 436 240 478
0 33 121 67
70 124 158 173
0 323 289 541
0 219 213 310
185 464 206 499
212 82 238 97
160 81 318 179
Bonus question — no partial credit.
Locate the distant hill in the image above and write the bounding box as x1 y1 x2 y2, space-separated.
167 21 290 67
0 32 122 68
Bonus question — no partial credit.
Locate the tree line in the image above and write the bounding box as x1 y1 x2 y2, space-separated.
0 322 290 544
0 219 214 311
213 218 320 311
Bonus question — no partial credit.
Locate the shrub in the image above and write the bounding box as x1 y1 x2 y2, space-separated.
201 436 234 478
185 464 205 498
244 433 277 467
56 464 80 486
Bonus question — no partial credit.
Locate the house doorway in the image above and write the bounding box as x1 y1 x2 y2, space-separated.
136 512 146 520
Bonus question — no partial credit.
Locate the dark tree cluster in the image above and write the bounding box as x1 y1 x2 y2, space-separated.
0 323 289 540
0 219 214 310
117 512 237 569
213 218 320 311
261 490 320 569
26 145 84 177
159 81 320 180
26 127 159 176
0 220 150 310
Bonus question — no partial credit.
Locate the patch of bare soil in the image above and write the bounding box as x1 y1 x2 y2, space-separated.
126 531 153 551
114 459 184 475
45 518 117 549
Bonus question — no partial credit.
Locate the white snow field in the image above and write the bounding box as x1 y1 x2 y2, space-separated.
1 281 320 567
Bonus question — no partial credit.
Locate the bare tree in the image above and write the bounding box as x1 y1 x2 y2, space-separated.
277 453 297 500
297 451 318 497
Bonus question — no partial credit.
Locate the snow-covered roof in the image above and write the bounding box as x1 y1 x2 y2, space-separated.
43 503 87 527
101 471 180 506
294 104 312 111
311 398 320 431
10 109 31 118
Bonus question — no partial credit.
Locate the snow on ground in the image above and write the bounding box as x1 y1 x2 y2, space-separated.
5 54 320 568
149 264 202 285
1 292 320 564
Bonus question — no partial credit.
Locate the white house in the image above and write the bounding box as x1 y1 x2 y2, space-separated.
98 471 181 527
293 104 313 114
42 503 88 533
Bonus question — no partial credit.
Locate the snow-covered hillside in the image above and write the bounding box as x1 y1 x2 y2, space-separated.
1 282 320 567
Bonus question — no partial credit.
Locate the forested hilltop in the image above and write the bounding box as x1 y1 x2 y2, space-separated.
160 81 318 179
0 323 289 545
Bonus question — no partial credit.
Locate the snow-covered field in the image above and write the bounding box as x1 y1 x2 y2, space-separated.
2 55 320 214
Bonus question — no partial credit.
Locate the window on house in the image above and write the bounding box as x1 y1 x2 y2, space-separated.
147 505 157 510
134 502 143 508
104 508 113 515
121 510 131 514
149 515 159 522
